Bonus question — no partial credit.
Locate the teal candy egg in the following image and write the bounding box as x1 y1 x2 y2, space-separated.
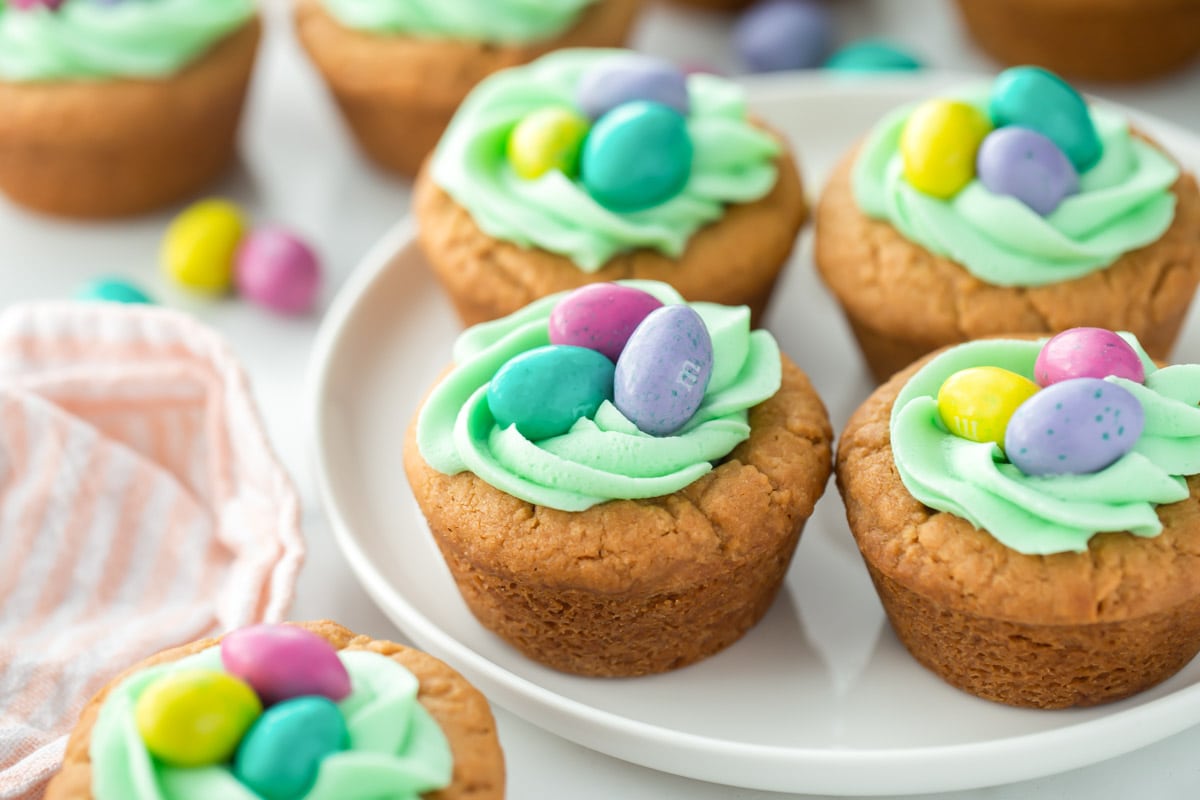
234 696 348 800
487 345 615 441
581 101 693 213
825 39 922 72
75 277 153 304
989 66 1102 172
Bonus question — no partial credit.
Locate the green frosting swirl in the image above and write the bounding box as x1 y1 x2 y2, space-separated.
854 92 1180 287
891 336 1200 555
319 0 594 42
90 647 452 800
417 280 782 512
430 49 782 272
0 0 254 82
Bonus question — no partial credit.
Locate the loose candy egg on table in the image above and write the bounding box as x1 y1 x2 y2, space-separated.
74 276 153 305
134 669 262 767
901 99 993 200
989 66 1102 172
825 40 923 72
936 366 1040 448
1005 377 1145 476
1035 327 1146 386
221 624 351 707
235 227 322 316
734 0 833 73
614 305 714 437
234 696 348 800
162 199 246 294
548 283 664 362
581 101 693 213
506 107 591 180
487 344 615 441
976 127 1080 215
576 54 690 120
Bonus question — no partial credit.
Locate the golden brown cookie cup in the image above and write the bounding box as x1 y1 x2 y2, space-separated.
45 621 505 800
815 145 1200 384
837 347 1200 709
294 0 640 178
0 19 260 220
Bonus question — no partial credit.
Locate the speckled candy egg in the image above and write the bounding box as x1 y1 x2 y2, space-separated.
506 107 590 180
235 227 322 316
989 66 1102 172
1035 327 1145 386
487 345 615 441
162 199 246 295
824 40 923 72
581 101 693 213
734 0 833 72
12 0 65 9
977 127 1080 215
74 277 153 305
548 283 664 362
936 366 1040 448
901 99 993 199
234 696 348 800
1005 378 1145 476
614 305 713 436
576 55 690 120
134 670 262 767
221 624 351 707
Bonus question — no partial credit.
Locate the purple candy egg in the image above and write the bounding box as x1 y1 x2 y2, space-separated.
734 0 833 73
576 55 690 120
548 283 664 362
221 624 351 706
614 305 713 436
1035 327 1145 386
235 227 321 316
1005 378 1144 476
976 126 1080 215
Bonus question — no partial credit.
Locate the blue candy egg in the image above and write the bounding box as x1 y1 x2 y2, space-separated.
234 696 348 800
1005 378 1144 476
989 66 1102 172
576 54 689 120
581 101 693 213
74 277 153 305
824 40 923 72
734 0 833 72
614 305 713 436
976 127 1080 215
487 345 615 441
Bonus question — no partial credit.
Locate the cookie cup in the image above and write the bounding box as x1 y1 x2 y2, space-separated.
837 348 1200 709
404 355 832 677
45 620 505 800
0 19 260 219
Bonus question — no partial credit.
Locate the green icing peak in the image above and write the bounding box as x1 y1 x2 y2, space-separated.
320 0 595 42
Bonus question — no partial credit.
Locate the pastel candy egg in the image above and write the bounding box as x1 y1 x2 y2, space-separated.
825 40 923 72
234 696 348 800
989 66 1102 172
901 99 993 199
548 283 664 362
506 107 590 180
976 127 1079 215
1035 327 1146 386
487 345 615 441
1005 378 1145 476
734 0 833 72
581 101 693 213
75 277 153 304
576 55 690 120
235 227 322 315
614 305 713 437
221 624 351 707
134 669 261 768
936 366 1040 448
162 198 246 295
12 0 65 9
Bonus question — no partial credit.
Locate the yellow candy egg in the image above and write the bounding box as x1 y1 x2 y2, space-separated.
161 199 246 294
507 107 591 180
901 99 993 199
135 669 262 767
937 366 1039 449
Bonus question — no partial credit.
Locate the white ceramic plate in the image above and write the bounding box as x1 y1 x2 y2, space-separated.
309 74 1200 796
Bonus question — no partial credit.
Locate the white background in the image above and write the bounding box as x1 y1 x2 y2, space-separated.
3 1 1200 797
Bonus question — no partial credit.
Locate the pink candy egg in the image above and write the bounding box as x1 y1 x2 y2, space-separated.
12 0 65 9
235 227 321 316
220 624 350 706
549 283 664 362
1035 327 1145 387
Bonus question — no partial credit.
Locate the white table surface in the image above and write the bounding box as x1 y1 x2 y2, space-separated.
4 1 1200 797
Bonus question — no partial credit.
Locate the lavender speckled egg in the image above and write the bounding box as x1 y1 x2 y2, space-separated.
549 283 664 362
576 55 690 120
1035 327 1145 386
1005 378 1144 476
734 0 833 73
221 624 351 707
977 127 1080 215
614 305 713 436
487 345 615 441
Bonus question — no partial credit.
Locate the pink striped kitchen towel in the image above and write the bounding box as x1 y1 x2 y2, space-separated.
0 303 305 800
